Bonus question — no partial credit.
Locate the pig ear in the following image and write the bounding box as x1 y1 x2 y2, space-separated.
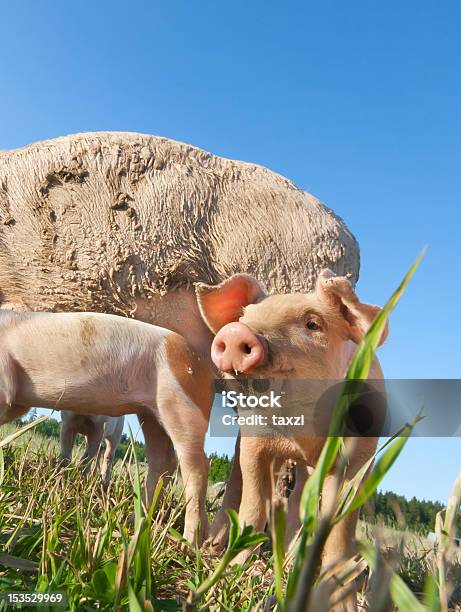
316 269 389 346
195 274 267 334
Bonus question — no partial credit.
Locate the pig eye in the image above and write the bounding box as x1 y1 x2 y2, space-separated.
306 319 321 331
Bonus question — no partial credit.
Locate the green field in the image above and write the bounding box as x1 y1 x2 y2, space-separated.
1 255 460 611
0 422 460 611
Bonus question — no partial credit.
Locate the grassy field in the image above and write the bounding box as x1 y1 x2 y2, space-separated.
1 254 460 610
0 423 460 611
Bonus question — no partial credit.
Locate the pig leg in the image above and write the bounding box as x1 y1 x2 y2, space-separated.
165 426 209 545
321 473 359 612
208 433 243 550
138 411 177 506
232 437 271 565
0 402 29 425
175 438 209 545
0 388 9 423
0 353 20 425
82 422 105 478
59 421 77 465
284 463 310 550
100 438 115 485
321 436 377 612
154 392 210 545
101 418 124 485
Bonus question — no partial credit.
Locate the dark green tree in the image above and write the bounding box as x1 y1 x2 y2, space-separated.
209 453 232 483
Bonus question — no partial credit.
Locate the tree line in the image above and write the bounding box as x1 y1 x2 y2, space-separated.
363 489 452 536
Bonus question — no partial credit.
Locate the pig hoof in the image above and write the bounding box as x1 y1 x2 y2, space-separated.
178 540 192 554
178 533 204 555
207 520 230 549
203 538 226 555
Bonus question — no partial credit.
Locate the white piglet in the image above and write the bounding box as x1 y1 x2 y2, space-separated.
60 412 125 485
0 310 212 544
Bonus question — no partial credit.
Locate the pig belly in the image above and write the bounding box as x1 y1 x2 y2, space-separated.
12 369 153 416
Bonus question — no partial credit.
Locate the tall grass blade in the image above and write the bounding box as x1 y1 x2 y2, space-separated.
271 499 287 610
361 542 426 612
0 415 48 448
336 416 420 521
436 470 461 611
187 510 267 607
286 251 425 607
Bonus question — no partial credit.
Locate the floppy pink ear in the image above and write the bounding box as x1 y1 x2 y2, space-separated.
316 269 389 346
195 274 267 334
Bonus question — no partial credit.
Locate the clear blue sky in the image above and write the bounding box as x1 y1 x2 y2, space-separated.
1 1 460 503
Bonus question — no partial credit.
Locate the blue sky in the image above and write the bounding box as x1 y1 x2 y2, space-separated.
1 1 460 503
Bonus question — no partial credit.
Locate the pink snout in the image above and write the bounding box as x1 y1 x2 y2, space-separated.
211 322 267 374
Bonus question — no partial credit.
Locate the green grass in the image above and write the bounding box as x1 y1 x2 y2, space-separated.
1 251 460 610
0 430 460 611
0 432 272 611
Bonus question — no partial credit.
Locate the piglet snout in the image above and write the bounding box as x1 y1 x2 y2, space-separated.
211 322 267 374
